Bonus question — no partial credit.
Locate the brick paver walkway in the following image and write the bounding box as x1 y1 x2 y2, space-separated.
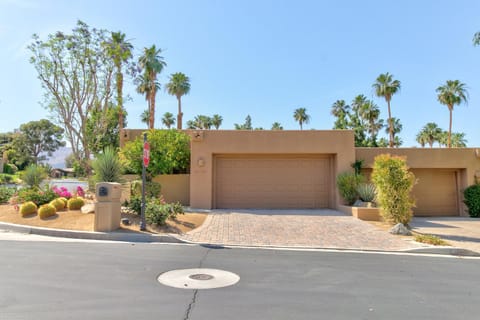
180 209 426 251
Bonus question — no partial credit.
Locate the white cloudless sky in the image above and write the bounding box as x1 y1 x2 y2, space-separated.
0 0 479 147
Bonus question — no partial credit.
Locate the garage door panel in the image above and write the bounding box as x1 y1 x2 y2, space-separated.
411 169 458 216
215 155 331 209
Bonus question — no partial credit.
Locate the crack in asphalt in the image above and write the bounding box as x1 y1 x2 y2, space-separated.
183 248 211 320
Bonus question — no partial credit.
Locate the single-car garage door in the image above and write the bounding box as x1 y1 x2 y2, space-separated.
214 155 332 209
411 169 459 216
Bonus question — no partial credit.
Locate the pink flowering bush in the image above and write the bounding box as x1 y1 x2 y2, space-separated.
52 186 72 199
76 186 85 198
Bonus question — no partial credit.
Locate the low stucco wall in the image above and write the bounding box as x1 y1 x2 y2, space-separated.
153 174 190 206
339 205 381 221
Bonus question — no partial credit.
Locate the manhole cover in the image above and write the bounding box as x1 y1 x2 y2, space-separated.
189 273 214 281
158 268 240 289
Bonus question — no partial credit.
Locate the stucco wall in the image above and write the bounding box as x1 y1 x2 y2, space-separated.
189 130 355 209
153 174 190 205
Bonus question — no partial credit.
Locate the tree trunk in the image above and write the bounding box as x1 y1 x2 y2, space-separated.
149 73 156 129
448 107 452 148
387 99 393 148
177 95 183 130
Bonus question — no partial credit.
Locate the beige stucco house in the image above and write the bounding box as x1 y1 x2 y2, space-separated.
122 129 480 217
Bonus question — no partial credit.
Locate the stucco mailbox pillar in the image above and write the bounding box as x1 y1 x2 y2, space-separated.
94 182 122 232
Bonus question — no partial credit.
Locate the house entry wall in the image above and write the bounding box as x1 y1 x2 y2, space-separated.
214 155 332 209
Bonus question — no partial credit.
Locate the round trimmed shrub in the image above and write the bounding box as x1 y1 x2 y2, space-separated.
50 198 66 211
20 201 37 217
67 197 85 210
38 204 57 219
58 197 68 206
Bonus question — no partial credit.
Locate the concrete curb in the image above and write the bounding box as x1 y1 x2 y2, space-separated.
0 221 185 244
1 221 479 257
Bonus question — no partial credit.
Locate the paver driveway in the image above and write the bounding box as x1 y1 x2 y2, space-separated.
180 209 426 251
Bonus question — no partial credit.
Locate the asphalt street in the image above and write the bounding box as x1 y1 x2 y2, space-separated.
0 239 479 319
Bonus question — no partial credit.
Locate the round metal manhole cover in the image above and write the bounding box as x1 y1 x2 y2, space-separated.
157 268 240 289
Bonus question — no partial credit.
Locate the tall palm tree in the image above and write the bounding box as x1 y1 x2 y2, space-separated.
416 131 429 148
373 72 401 148
104 32 133 132
138 45 166 129
140 109 150 128
331 100 350 129
161 112 175 129
211 114 223 130
359 100 383 146
166 72 191 130
418 122 442 148
389 117 402 147
271 122 283 130
436 80 469 148
293 108 310 130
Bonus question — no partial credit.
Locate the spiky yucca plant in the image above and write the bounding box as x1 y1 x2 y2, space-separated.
357 183 376 202
92 147 123 183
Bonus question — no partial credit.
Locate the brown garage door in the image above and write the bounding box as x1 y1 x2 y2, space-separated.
214 155 332 209
411 169 459 216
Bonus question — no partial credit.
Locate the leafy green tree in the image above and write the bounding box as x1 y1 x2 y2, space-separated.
436 80 469 148
373 73 401 148
211 114 223 130
120 130 190 176
138 45 166 129
371 154 415 225
293 108 310 130
234 115 253 130
161 112 176 129
417 122 442 148
271 122 283 130
86 103 121 154
103 31 133 132
28 21 116 168
11 119 65 165
166 72 191 130
331 100 350 130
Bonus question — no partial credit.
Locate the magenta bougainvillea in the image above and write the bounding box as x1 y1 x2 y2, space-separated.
52 186 72 199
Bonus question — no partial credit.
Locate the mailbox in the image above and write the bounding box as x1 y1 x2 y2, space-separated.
95 182 121 202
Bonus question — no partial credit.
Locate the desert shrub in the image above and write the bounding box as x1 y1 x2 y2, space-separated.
38 204 57 219
50 198 66 211
58 197 68 206
0 173 14 184
127 196 142 215
336 171 364 205
145 198 183 225
463 184 480 218
414 234 449 246
371 154 415 225
0 186 15 204
92 146 123 183
3 163 18 174
19 201 37 217
357 183 376 202
21 164 47 188
17 187 58 206
67 197 85 210
131 180 161 198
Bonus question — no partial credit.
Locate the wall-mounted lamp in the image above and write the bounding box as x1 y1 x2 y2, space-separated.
197 158 205 167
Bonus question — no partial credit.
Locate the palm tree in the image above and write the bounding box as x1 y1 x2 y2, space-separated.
451 132 467 147
166 72 191 130
331 100 350 129
293 108 310 130
360 100 383 146
138 45 166 129
389 117 402 147
418 122 442 148
140 109 150 128
211 114 223 129
373 73 401 148
161 112 175 129
416 131 429 147
271 122 283 130
436 80 469 148
104 32 133 132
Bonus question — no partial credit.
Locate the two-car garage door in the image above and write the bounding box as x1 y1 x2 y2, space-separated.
214 155 332 209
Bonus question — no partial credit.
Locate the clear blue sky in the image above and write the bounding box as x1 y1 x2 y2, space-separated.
1 0 479 147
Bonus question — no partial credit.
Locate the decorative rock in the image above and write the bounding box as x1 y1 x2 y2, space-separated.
353 200 363 207
389 223 412 236
81 203 95 214
121 218 131 226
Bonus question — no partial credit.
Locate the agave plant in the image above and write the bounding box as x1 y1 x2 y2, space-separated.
92 147 123 183
357 183 376 202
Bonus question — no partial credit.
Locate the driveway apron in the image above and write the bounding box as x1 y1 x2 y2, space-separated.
180 209 424 251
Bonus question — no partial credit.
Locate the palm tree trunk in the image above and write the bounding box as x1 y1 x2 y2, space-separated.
448 107 452 148
387 99 393 148
117 69 124 131
149 74 155 129
177 96 183 130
